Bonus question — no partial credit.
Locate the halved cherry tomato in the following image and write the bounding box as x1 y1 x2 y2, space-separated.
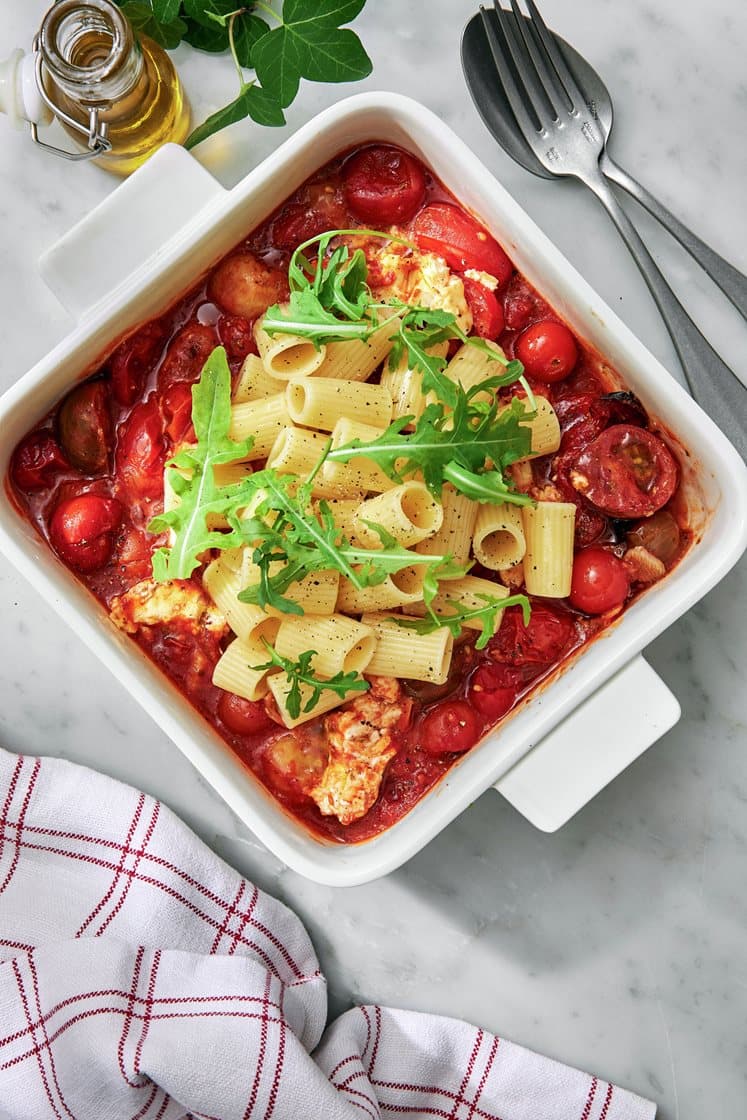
157 322 217 391
571 425 678 518
161 382 195 446
413 202 513 285
218 691 275 737
110 319 168 406
262 728 327 802
217 314 257 361
420 700 480 755
461 276 505 339
11 431 69 492
569 547 630 614
343 145 427 225
503 283 535 330
207 252 289 320
49 493 122 572
469 664 518 722
272 183 349 250
626 510 681 565
515 319 577 382
488 603 577 667
115 395 165 505
57 381 112 474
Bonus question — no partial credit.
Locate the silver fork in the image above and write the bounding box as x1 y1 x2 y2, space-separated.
480 0 746 458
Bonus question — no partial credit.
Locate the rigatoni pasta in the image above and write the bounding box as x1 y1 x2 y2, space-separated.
415 484 478 566
274 614 375 678
362 611 454 684
316 316 400 381
522 502 576 597
229 394 292 459
212 636 277 702
203 559 281 645
255 312 327 379
233 354 285 403
472 502 526 570
286 377 392 431
353 481 443 549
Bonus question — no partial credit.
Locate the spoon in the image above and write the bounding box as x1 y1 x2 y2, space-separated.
462 13 747 318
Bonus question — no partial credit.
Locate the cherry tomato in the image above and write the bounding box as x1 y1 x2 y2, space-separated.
488 603 577 667
571 425 678 518
10 431 69 492
461 276 505 339
343 145 427 225
157 322 217 391
49 493 122 572
413 202 513 284
115 395 165 505
469 664 518 722
218 691 275 737
116 526 154 583
272 183 349 250
161 382 195 446
217 314 258 361
420 700 480 755
207 252 289 320
569 547 630 614
262 728 327 802
57 381 112 474
515 320 577 382
110 319 168 406
503 284 535 330
626 510 681 565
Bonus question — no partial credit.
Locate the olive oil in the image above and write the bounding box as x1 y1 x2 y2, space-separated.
38 0 190 175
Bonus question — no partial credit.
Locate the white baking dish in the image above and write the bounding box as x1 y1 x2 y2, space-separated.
1 93 745 885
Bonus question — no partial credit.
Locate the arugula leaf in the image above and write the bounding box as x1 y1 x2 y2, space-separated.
119 1 188 48
327 386 535 506
397 593 532 651
185 81 285 149
147 347 254 578
251 642 369 720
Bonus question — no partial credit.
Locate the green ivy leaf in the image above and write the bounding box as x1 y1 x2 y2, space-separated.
184 82 285 150
251 26 303 107
120 1 188 49
183 16 229 52
183 0 237 26
233 12 272 68
151 0 182 22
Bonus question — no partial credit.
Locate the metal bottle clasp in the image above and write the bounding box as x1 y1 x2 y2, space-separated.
29 33 112 161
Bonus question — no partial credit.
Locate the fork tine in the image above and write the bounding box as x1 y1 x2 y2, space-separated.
478 6 541 136
522 0 590 113
507 0 571 114
494 2 565 122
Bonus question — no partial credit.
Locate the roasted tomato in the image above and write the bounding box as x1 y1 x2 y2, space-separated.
571 425 678 518
626 510 681 565
11 431 69 492
49 493 122 572
109 319 168 406
219 692 275 737
569 547 630 614
161 382 195 446
412 202 513 284
468 664 519 722
57 380 112 474
271 182 349 250
488 603 577 667
515 320 578 382
343 145 427 224
217 314 258 361
157 322 217 391
502 282 535 331
207 251 289 319
461 276 505 339
115 395 165 508
420 700 480 755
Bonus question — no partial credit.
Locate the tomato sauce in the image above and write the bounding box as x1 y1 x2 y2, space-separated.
7 143 693 845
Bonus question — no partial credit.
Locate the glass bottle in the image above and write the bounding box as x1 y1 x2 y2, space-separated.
36 0 190 175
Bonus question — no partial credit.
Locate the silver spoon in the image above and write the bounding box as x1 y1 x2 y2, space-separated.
462 13 747 318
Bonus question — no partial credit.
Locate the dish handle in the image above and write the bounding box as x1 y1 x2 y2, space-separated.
39 144 226 321
494 655 680 831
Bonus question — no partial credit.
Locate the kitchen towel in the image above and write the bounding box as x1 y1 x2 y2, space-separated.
0 746 655 1119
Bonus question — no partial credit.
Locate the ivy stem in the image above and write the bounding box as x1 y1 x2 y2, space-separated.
227 11 247 85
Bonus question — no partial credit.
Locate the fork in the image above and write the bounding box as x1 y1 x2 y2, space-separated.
479 0 747 458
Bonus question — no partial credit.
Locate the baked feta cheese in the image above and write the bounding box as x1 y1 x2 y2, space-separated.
110 578 227 636
367 242 473 333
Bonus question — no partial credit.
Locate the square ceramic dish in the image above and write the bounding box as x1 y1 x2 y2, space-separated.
1 93 745 885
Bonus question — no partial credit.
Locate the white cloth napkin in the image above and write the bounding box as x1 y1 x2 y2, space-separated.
0 746 655 1119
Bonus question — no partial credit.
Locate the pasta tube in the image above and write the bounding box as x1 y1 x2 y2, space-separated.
212 636 277 702
380 341 449 426
203 559 280 645
265 426 329 479
229 394 292 459
233 354 285 403
255 311 327 379
403 574 509 631
415 484 478 566
336 567 425 614
240 556 340 616
445 340 506 399
274 614 376 678
522 501 576 597
316 316 400 381
286 377 392 432
361 611 454 684
513 397 561 459
472 502 526 570
353 481 443 549
267 673 357 729
321 418 396 495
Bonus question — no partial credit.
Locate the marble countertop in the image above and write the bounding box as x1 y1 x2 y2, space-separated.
1 1 746 1116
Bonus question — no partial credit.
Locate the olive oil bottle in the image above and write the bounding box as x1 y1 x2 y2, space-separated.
36 0 190 174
